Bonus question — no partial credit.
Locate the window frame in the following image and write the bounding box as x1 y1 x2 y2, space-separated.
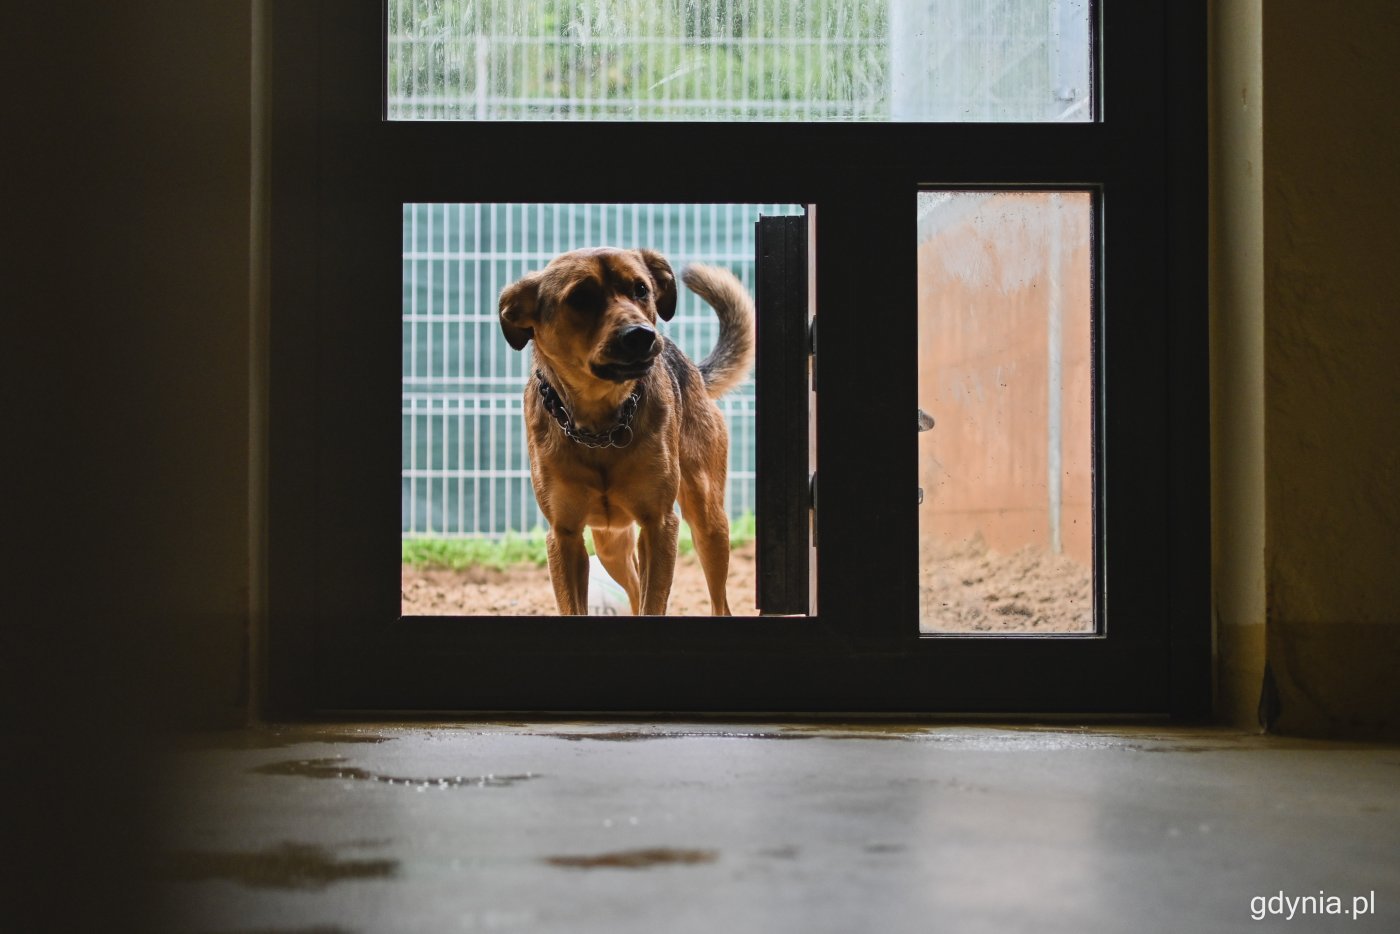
267 0 1208 717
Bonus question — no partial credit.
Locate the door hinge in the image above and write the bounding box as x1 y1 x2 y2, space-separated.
808 316 817 389
809 470 818 548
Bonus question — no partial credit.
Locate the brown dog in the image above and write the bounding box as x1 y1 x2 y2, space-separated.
498 248 752 616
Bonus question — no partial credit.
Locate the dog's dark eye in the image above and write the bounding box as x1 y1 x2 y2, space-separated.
567 282 604 315
633 280 650 300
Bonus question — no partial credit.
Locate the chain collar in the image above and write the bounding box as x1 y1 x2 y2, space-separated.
535 370 641 449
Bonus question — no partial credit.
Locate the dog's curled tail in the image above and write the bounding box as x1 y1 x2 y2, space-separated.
682 263 755 399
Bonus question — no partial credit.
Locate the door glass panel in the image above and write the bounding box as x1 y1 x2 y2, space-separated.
386 0 1092 122
917 191 1095 633
401 202 803 616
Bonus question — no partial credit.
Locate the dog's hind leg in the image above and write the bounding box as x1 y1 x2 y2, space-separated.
636 512 680 616
545 525 590 615
592 526 642 615
678 479 733 616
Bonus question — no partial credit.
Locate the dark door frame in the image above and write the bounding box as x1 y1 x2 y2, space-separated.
267 0 1208 717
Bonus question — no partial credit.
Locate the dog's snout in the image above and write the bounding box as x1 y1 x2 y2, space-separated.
618 324 658 358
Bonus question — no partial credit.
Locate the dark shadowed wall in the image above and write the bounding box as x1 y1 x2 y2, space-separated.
1259 1 1400 737
7 2 254 929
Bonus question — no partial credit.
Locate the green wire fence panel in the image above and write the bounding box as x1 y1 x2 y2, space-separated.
386 0 1091 123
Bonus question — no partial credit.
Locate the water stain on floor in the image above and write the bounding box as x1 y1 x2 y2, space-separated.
779 725 919 741
159 842 397 890
252 757 537 788
181 729 391 751
544 848 718 869
1122 743 1239 754
543 730 809 742
757 845 800 860
196 927 355 934
863 843 908 854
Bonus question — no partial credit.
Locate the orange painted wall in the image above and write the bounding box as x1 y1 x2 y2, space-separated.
917 192 1093 567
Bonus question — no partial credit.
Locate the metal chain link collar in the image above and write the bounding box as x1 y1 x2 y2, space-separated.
535 370 641 449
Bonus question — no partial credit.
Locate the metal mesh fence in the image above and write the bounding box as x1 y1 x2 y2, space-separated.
386 0 1091 123
402 202 804 538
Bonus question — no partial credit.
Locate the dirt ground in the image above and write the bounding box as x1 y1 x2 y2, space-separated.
402 542 760 617
918 535 1093 633
402 535 1092 632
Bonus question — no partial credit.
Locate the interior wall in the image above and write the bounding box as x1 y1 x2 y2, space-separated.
10 4 256 928
1209 0 1266 729
75 0 256 730
10 0 254 726
1261 1 1400 738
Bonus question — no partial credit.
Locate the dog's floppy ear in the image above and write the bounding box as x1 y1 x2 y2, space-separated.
639 249 677 321
498 273 541 351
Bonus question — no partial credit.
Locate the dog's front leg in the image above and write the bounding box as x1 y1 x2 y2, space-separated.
592 526 642 614
545 526 590 615
636 512 680 616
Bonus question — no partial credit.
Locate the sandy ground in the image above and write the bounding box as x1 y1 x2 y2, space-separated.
918 535 1093 633
402 542 760 617
403 536 1091 632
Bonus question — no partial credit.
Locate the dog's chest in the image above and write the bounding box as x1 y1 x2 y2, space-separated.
547 452 677 529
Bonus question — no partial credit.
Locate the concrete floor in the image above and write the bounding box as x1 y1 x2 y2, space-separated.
158 723 1400 933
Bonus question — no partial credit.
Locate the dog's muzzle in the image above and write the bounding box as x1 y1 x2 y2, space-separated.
592 325 660 382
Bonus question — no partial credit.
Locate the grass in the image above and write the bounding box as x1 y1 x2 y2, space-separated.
403 512 756 571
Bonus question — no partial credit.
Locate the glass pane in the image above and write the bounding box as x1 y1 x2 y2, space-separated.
386 1 1092 122
917 191 1094 633
401 202 803 616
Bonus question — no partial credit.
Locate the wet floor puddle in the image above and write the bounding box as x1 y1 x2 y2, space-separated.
159 842 397 890
182 729 391 751
862 843 908 854
543 730 811 742
758 845 800 860
544 848 718 869
540 725 937 742
253 756 537 788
